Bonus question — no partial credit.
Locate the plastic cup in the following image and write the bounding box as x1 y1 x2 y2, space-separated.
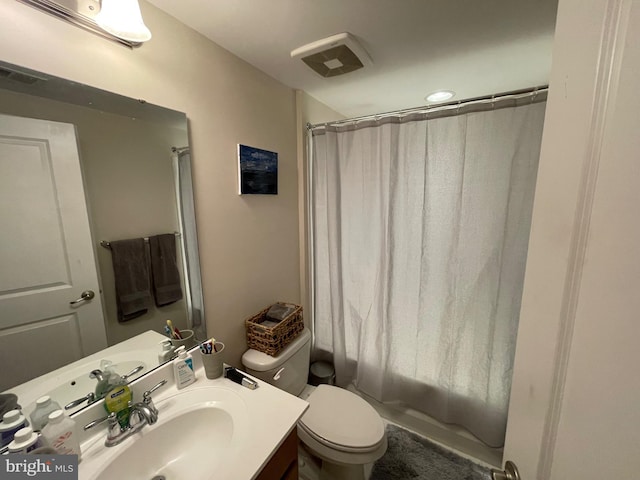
201 342 225 379
170 329 196 350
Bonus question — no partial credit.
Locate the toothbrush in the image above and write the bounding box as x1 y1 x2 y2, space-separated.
174 327 183 339
200 338 215 354
200 340 208 354
166 320 180 339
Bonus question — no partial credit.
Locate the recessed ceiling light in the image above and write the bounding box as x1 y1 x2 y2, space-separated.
426 90 456 103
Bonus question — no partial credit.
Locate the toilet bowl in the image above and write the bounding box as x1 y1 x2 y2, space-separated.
242 328 387 480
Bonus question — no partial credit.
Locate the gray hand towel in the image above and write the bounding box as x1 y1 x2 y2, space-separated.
109 238 153 322
149 234 183 307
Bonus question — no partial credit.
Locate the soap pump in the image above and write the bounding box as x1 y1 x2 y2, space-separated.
92 360 124 399
158 339 176 363
172 346 196 389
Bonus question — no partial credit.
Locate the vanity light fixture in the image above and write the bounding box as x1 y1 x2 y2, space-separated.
95 0 152 43
15 0 152 47
426 90 456 103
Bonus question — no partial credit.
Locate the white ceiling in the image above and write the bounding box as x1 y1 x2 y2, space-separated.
147 0 558 119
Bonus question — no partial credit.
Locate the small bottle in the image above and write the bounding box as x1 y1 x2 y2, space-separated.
0 409 28 448
158 339 176 363
173 346 196 389
41 410 81 460
30 396 62 431
8 426 41 453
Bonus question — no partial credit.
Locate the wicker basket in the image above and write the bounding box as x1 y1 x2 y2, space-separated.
245 303 304 356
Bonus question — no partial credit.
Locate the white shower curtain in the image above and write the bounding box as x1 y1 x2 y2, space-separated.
172 149 205 341
310 101 546 447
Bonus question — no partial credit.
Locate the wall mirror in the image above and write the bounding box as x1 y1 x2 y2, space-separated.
0 60 205 415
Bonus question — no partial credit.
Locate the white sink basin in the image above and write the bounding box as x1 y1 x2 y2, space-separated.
84 387 249 480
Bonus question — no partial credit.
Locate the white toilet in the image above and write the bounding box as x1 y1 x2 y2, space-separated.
242 328 387 480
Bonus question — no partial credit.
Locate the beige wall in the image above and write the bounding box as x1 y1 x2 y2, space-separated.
0 89 189 345
0 1 300 367
299 92 346 125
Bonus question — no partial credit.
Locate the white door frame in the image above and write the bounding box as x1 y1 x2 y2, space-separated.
503 0 636 477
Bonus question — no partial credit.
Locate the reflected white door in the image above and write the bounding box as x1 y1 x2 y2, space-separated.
0 113 107 391
502 1 640 479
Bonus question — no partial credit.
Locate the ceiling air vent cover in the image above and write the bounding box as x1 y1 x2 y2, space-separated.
291 33 372 78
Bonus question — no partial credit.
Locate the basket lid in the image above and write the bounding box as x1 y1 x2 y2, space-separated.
243 327 311 371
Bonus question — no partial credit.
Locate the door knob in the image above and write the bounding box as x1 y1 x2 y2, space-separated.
70 290 95 305
491 461 521 480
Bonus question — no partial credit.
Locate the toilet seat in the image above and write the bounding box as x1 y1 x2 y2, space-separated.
298 385 385 453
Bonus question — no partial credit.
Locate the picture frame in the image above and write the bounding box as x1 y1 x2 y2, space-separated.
237 144 278 195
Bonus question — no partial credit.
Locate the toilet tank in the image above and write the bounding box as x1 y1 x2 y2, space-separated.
242 327 311 396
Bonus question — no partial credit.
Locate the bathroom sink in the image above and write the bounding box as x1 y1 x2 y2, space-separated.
78 360 308 480
85 387 249 480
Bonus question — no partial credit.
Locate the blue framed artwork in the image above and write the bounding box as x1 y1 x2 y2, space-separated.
237 144 278 195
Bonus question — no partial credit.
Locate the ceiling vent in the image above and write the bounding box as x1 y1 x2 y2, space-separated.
291 33 372 78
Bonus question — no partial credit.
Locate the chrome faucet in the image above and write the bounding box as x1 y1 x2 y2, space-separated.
129 402 157 426
84 379 167 447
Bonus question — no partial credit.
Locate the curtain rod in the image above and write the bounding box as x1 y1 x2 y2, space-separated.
308 85 548 132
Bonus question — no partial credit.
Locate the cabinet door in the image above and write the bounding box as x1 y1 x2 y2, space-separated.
256 427 298 480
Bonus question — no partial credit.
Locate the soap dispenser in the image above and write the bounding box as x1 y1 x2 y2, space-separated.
158 339 176 363
92 360 124 399
173 346 196 389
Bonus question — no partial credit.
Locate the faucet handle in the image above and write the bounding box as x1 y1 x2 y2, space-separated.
142 379 167 415
143 379 167 400
84 412 119 433
85 412 122 447
65 392 95 410
122 365 145 382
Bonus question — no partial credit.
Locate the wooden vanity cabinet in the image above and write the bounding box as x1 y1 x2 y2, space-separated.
256 427 298 480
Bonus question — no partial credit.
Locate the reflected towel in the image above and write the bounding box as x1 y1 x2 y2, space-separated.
110 238 153 322
149 234 183 307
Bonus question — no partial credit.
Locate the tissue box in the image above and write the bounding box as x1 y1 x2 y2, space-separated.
245 302 303 356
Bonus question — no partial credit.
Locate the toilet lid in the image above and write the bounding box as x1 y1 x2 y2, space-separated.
299 385 384 450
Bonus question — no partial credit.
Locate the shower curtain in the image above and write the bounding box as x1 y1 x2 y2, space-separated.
310 101 546 447
172 149 205 341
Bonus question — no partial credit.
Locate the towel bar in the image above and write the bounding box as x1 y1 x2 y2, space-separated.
100 231 181 249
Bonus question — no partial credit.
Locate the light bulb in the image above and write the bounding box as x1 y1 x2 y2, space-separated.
426 90 456 103
95 0 152 43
